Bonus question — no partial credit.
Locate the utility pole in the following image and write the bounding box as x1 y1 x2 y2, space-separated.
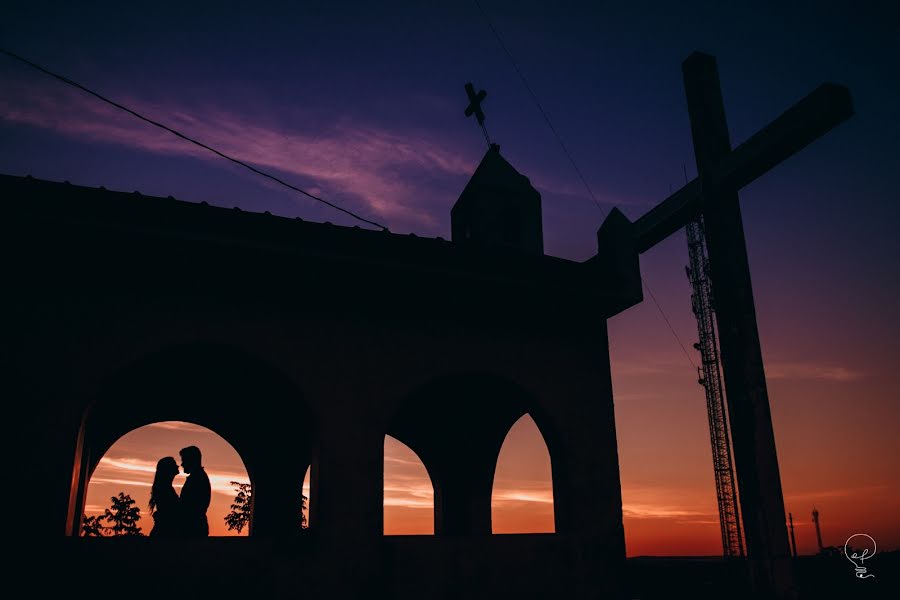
788 513 798 557
812 508 824 553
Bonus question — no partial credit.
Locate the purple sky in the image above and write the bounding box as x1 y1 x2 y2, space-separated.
3 1 899 552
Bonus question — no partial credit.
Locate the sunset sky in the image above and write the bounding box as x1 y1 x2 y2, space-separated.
3 1 898 555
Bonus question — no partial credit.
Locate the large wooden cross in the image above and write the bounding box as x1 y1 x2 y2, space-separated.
634 53 853 598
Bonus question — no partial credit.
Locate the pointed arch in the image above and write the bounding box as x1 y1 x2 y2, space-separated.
302 465 311 529
383 435 435 535
491 414 555 533
385 371 565 536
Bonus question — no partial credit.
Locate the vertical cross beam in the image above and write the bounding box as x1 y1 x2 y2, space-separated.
682 52 795 599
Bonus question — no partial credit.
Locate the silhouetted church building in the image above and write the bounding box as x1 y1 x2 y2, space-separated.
6 144 642 598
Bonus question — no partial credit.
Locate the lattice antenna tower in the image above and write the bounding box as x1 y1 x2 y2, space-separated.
685 209 745 558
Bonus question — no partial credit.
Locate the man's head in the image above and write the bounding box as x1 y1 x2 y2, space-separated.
179 446 202 474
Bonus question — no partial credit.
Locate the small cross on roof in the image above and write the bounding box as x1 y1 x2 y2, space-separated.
464 82 491 147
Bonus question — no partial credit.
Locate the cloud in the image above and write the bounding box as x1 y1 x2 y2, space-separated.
611 357 687 377
98 456 157 474
784 485 887 502
93 455 248 496
766 362 865 382
89 477 152 488
621 483 719 524
383 438 435 507
384 454 425 467
146 421 211 433
622 503 716 522
491 488 554 505
0 79 477 229
207 473 254 497
612 357 865 383
382 477 555 509
382 436 556 511
383 478 435 508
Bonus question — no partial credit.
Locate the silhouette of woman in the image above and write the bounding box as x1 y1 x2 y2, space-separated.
149 456 181 537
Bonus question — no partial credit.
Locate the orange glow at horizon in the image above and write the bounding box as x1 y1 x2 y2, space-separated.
87 390 900 557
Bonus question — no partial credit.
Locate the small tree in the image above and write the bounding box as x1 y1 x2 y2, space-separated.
224 481 308 534
82 514 106 537
301 493 307 529
225 481 253 534
104 492 143 536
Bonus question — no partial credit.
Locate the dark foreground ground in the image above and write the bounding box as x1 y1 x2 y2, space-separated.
627 551 898 599
19 536 898 599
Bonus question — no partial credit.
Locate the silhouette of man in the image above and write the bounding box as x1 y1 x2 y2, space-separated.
179 445 211 537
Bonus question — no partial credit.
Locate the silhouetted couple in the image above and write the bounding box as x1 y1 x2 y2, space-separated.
149 445 211 538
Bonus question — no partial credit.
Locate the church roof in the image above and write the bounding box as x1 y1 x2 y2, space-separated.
3 173 636 320
454 144 537 204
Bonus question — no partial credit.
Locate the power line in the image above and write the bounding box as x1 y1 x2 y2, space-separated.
643 278 697 369
471 0 604 213
471 1 697 370
0 47 390 231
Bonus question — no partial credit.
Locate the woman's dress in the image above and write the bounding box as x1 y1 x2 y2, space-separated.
150 486 181 537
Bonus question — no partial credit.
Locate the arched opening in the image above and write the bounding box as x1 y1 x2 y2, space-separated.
384 435 434 535
302 466 311 529
491 414 555 533
83 421 250 536
386 372 562 536
69 342 315 537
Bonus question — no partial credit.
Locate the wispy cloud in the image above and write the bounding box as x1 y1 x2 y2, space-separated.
611 357 687 377
0 79 477 229
383 438 435 508
766 362 865 382
146 421 211 433
622 503 717 523
384 455 425 467
94 455 248 496
784 484 887 502
492 488 554 505
99 456 157 474
384 491 434 508
89 477 152 489
383 437 556 512
621 483 718 524
383 473 435 508
612 357 865 383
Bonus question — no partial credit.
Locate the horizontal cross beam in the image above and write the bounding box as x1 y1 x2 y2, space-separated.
634 83 853 253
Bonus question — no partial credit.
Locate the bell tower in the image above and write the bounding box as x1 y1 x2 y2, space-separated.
451 144 544 255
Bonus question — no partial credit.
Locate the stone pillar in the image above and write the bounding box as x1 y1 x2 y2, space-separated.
308 414 384 598
313 423 383 538
432 445 498 536
683 52 795 599
250 451 310 537
552 432 623 538
522 333 626 599
7 346 85 539
521 324 623 540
